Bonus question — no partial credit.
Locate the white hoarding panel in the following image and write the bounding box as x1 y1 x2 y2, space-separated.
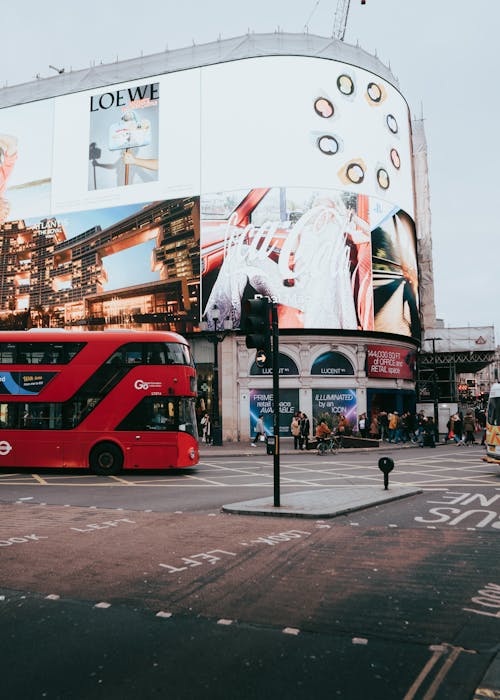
51 71 201 214
0 100 54 220
201 57 414 216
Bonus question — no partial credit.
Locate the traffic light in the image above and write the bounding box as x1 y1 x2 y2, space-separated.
244 296 272 367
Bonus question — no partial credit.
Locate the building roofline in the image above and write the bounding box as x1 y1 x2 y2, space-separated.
0 32 399 109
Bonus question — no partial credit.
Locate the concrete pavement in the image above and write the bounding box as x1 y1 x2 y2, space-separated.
200 436 424 519
199 435 427 459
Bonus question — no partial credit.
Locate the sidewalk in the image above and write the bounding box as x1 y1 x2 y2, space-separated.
199 436 431 459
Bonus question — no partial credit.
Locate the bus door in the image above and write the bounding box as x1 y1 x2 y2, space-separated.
116 397 179 469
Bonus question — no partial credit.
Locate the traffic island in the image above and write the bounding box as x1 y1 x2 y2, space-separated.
222 486 422 519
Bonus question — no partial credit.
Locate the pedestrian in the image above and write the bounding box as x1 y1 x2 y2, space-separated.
422 416 438 447
358 413 367 438
251 414 266 446
378 410 389 441
401 412 411 442
337 414 348 435
463 411 476 446
300 412 310 451
416 411 426 445
315 419 332 441
369 413 379 439
290 412 301 450
200 412 212 444
388 411 399 443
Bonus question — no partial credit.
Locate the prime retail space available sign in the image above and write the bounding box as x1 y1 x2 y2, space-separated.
249 388 299 436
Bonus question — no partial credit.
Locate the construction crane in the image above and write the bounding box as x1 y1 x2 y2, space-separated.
332 0 366 41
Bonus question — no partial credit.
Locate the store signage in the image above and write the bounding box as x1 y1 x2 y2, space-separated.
311 351 354 376
250 352 298 376
366 345 416 379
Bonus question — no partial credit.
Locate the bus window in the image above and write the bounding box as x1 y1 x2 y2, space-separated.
124 344 143 364
145 343 167 365
0 343 16 363
0 403 19 428
116 397 177 432
106 343 143 365
487 396 500 426
6 403 63 429
178 398 198 438
0 342 86 365
165 343 193 366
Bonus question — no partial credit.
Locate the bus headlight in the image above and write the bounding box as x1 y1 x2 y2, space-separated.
188 447 196 460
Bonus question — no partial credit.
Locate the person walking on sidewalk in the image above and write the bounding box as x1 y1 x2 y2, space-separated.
300 412 310 451
422 416 438 447
463 411 476 446
251 414 266 447
378 410 389 441
290 412 301 450
200 412 212 445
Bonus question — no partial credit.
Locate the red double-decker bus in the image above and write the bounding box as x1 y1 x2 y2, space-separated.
0 329 199 474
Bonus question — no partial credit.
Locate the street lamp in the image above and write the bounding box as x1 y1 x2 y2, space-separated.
200 305 233 445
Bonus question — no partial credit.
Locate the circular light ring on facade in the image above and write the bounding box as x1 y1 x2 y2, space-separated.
377 168 390 190
314 97 334 118
367 82 383 103
317 135 339 155
337 74 354 96
390 148 401 169
386 114 398 134
346 162 365 184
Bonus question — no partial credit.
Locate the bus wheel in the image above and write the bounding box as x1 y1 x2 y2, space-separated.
89 443 123 476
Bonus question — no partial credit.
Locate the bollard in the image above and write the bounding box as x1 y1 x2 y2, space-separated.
378 457 394 490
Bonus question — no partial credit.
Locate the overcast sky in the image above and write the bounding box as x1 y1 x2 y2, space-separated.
2 0 499 338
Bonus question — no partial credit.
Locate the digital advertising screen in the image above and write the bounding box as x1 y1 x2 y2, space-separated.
0 54 418 338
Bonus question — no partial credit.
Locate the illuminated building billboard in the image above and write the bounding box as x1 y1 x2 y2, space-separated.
0 47 418 338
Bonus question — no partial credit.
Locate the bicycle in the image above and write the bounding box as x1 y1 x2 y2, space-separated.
316 435 342 455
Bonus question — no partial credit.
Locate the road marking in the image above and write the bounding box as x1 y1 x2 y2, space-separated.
109 475 133 485
282 627 300 636
32 474 47 485
94 602 111 609
403 644 475 700
403 645 447 700
156 611 172 619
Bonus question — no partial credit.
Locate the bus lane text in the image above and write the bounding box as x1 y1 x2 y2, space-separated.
414 492 500 529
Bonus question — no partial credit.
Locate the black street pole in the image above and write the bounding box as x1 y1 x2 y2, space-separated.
271 301 280 507
212 336 220 439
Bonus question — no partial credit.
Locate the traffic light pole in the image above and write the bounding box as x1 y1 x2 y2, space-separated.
271 301 280 507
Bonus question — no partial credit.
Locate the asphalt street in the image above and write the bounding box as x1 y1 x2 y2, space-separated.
0 442 499 699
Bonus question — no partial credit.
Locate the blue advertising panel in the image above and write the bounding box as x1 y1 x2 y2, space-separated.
0 371 57 395
312 388 357 430
250 388 299 436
